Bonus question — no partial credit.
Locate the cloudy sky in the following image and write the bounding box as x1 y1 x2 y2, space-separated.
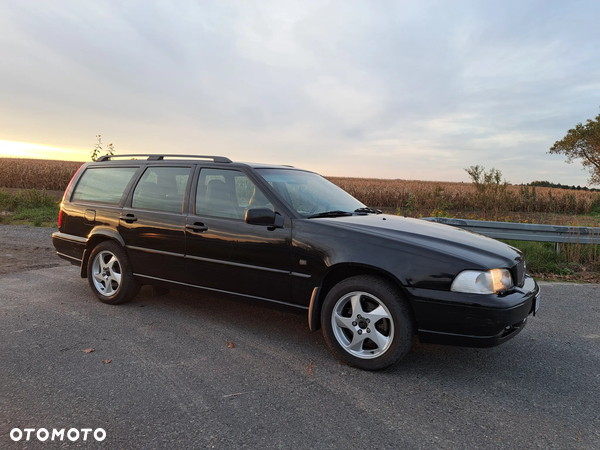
1 0 599 185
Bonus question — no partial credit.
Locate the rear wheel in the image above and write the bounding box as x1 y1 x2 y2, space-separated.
321 275 414 370
87 241 139 305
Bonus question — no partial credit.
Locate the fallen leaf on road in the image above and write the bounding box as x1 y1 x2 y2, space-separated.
82 348 95 354
103 359 112 364
305 361 316 376
223 392 245 398
227 341 235 348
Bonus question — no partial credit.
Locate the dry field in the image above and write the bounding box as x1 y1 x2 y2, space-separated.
0 158 83 191
1 158 599 219
328 176 600 217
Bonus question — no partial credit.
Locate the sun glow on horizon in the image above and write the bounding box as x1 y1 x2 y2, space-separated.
0 139 87 161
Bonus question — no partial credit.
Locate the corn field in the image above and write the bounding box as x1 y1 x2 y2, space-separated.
0 158 83 191
328 177 600 216
1 158 599 215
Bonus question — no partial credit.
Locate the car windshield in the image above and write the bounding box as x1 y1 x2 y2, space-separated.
256 168 366 217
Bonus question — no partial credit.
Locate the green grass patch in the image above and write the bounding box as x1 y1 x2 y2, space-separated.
503 240 573 275
589 201 600 217
12 205 60 226
0 189 59 227
503 239 600 277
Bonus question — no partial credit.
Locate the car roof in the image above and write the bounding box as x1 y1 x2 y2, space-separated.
93 154 312 172
239 162 299 170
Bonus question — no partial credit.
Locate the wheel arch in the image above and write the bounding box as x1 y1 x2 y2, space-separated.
309 263 415 332
80 228 126 278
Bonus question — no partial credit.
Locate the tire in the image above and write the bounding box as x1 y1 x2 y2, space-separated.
87 241 140 305
321 275 414 370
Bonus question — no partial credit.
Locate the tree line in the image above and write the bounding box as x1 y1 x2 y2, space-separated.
527 181 600 192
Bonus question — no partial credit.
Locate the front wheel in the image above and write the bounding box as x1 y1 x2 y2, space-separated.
87 241 140 305
321 275 414 370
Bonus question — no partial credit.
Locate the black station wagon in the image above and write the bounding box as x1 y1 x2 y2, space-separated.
53 154 540 370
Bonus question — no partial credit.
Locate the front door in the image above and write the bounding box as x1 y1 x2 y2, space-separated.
185 167 292 303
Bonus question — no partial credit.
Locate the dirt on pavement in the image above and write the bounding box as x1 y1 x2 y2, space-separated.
0 224 70 275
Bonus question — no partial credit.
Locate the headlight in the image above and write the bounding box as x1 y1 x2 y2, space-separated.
451 269 513 294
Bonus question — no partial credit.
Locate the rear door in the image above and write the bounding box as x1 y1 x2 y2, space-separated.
119 165 193 283
185 167 293 303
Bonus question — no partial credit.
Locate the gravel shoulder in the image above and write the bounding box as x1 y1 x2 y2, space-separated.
0 224 70 274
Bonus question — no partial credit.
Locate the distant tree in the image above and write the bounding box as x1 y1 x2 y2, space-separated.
464 165 509 220
549 110 600 185
91 135 115 162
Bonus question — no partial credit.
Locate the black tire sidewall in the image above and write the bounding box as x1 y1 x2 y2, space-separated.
321 275 414 371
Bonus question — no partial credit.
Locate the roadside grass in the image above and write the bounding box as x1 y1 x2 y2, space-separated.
0 189 59 227
589 200 600 217
503 239 600 282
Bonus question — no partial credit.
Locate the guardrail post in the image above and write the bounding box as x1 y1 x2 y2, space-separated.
554 242 561 254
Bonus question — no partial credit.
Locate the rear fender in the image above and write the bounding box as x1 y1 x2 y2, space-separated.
80 227 126 278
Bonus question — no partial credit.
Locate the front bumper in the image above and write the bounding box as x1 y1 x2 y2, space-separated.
407 275 540 348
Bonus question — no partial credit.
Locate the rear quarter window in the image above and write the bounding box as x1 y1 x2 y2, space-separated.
71 167 139 205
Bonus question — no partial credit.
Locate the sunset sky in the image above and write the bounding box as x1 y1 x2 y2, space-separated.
1 1 599 185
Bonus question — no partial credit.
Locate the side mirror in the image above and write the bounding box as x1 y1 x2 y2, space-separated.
245 208 284 229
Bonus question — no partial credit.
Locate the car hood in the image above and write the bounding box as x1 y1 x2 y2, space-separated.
314 213 523 269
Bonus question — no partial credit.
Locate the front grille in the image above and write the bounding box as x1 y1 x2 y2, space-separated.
513 259 526 287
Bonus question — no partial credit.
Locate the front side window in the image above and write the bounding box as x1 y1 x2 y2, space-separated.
72 167 139 205
196 168 272 220
132 166 191 213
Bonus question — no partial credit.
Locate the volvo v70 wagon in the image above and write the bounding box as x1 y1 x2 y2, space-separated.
53 154 540 370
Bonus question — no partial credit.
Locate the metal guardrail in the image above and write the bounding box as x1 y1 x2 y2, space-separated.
423 217 600 245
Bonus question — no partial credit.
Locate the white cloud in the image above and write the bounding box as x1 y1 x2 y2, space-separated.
304 76 385 126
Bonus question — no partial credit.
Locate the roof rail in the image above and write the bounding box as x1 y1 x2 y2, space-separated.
96 154 232 163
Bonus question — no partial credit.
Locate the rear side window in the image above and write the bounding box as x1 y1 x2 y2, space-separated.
132 166 191 213
71 167 138 205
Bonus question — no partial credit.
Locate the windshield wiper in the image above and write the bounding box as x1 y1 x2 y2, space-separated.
307 210 353 219
354 207 382 215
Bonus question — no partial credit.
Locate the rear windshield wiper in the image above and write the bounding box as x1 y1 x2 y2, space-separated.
307 210 354 219
354 207 382 215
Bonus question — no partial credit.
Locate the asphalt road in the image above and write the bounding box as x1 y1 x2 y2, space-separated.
1 251 599 448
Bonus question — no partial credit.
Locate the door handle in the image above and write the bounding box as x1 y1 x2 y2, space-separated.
120 213 138 223
186 223 208 233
